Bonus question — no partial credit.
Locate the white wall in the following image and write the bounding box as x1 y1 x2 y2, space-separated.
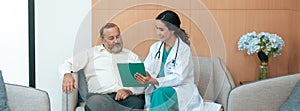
35 1 91 110
0 1 29 86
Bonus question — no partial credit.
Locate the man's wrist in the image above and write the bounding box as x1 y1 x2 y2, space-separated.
64 73 71 75
64 73 72 78
126 89 133 95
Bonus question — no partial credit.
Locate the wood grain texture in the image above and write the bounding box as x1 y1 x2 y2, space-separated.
91 0 300 85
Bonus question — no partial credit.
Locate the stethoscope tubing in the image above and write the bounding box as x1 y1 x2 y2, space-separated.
154 37 180 66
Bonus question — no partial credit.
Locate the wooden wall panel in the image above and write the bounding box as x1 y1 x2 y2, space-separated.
292 0 300 11
294 11 300 71
190 21 211 57
208 10 292 84
92 0 299 85
196 0 292 10
291 0 300 72
92 8 194 54
288 0 300 73
92 0 191 10
298 12 300 71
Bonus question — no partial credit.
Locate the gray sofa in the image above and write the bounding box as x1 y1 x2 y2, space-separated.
227 73 300 111
5 83 51 111
62 57 236 111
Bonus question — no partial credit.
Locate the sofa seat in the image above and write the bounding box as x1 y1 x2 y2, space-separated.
62 57 235 111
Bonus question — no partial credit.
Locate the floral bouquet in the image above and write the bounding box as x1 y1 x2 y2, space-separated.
238 32 284 62
238 31 284 79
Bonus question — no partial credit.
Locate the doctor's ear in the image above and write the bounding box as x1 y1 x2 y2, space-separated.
170 30 175 35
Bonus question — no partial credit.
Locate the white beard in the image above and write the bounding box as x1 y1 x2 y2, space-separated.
103 41 123 54
111 43 123 53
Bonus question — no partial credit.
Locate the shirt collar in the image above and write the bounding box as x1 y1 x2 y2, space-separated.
96 44 107 52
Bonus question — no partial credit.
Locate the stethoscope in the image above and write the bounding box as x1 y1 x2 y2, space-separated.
154 37 180 66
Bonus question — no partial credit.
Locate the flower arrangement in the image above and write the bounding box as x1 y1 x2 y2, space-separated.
238 32 284 62
238 31 284 79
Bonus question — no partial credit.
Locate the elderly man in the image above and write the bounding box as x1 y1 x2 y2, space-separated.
60 23 145 111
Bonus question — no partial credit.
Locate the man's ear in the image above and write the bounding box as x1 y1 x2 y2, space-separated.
96 37 103 45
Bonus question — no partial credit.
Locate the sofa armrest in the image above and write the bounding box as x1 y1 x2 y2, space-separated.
227 73 300 111
193 57 235 111
62 73 78 111
5 83 50 111
214 58 235 111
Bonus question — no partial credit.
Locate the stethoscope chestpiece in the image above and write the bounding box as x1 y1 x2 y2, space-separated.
172 59 175 64
171 59 176 67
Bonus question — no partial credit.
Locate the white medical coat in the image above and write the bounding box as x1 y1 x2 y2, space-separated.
143 38 203 111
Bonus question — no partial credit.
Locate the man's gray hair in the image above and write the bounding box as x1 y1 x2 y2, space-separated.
99 23 120 38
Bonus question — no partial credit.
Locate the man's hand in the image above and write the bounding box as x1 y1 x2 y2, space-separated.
62 73 77 93
115 89 132 101
134 71 158 85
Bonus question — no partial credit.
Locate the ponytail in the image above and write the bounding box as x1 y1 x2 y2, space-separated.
175 28 190 46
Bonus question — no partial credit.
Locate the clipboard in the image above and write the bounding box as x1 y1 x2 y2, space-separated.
117 63 148 87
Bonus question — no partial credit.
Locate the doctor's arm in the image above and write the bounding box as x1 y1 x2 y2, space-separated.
155 50 192 87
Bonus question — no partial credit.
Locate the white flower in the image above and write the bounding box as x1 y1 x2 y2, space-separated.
238 31 284 58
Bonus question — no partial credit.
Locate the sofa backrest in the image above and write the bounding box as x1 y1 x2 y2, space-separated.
140 56 235 110
227 73 300 111
6 83 51 111
193 57 235 110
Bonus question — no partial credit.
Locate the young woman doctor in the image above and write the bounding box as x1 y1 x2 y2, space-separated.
135 10 203 111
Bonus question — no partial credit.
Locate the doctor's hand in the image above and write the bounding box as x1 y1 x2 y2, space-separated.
134 71 158 85
62 73 77 94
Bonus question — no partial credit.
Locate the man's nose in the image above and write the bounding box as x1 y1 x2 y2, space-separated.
113 38 119 43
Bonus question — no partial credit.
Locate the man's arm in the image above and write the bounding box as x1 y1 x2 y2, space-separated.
59 50 90 93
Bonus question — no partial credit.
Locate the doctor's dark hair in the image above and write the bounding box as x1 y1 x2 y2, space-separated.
156 10 190 46
99 23 120 38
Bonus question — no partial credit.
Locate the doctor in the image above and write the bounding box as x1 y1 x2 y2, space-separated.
135 10 203 111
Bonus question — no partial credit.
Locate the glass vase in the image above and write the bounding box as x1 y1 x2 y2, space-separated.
258 62 269 80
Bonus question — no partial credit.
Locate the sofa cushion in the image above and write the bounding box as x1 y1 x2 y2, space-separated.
278 80 300 111
0 70 10 111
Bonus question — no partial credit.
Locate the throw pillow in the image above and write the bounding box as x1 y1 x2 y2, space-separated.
278 80 300 111
77 69 88 105
0 70 10 111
